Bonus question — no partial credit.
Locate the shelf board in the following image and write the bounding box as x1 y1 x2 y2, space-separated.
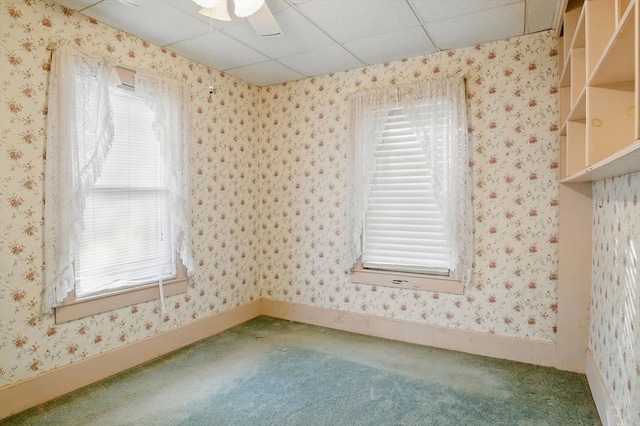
567 88 586 121
588 1 636 86
561 139 640 182
572 7 586 49
560 51 572 87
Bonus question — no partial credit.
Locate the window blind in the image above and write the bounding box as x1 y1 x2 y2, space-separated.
362 107 450 275
76 88 175 298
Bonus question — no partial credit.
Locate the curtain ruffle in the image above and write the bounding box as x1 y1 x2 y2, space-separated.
347 76 474 288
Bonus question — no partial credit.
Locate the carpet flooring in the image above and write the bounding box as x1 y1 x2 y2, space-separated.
2 316 600 425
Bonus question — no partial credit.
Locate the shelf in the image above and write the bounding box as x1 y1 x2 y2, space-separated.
568 88 586 121
564 7 584 55
587 83 636 164
560 135 568 178
560 50 572 88
561 139 640 182
636 0 639 140
558 0 638 183
589 1 636 86
617 0 633 23
560 86 572 128
571 48 586 106
585 0 616 79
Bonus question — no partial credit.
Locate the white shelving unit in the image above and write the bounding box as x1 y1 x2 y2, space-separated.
558 0 639 182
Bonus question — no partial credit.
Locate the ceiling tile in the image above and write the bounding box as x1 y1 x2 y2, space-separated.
426 2 525 50
54 0 102 11
412 0 521 23
80 0 212 46
222 8 334 58
345 26 437 65
296 0 419 43
226 61 305 86
164 0 238 30
165 0 290 30
278 44 364 77
167 31 268 71
525 0 558 33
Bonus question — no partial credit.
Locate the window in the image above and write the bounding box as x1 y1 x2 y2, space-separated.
363 105 450 276
348 77 473 292
76 88 175 298
43 40 193 321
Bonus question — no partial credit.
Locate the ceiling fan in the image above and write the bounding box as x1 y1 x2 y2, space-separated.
193 0 282 37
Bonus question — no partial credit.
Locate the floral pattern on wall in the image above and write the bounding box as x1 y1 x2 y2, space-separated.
0 0 563 391
591 173 640 425
0 0 259 386
258 31 560 341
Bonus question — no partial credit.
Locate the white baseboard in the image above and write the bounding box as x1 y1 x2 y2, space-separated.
261 298 557 368
585 349 622 426
0 300 261 420
0 298 595 422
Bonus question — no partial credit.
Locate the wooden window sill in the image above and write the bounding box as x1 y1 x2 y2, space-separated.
55 278 188 324
350 266 463 294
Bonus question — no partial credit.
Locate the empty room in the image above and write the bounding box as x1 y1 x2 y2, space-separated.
0 0 638 424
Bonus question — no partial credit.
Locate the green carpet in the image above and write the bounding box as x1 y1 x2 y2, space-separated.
2 317 600 425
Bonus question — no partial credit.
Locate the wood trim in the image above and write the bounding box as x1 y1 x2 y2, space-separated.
261 298 557 368
585 349 623 426
350 265 463 294
0 300 261 420
55 279 188 324
555 182 592 373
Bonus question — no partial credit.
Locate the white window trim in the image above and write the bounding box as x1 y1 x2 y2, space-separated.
350 261 463 294
55 263 188 324
347 76 473 291
43 41 193 319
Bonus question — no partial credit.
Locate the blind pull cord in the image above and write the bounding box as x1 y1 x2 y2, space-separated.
158 276 166 317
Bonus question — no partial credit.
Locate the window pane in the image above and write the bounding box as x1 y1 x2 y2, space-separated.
76 88 174 298
363 107 450 274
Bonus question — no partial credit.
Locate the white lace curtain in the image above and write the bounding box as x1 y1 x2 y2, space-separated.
42 41 193 314
347 76 474 287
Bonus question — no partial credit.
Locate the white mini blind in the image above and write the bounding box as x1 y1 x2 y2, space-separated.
362 107 450 275
76 87 175 298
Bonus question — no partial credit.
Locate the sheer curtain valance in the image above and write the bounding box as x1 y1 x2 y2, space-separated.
42 40 193 314
347 76 474 287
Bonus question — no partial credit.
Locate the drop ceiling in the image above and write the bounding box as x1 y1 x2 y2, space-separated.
55 0 563 87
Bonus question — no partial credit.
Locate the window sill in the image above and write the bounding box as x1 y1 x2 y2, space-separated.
55 278 188 324
350 266 463 294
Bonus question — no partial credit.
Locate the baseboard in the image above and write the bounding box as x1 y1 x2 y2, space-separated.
0 298 585 421
0 300 261 420
585 349 622 426
261 298 557 368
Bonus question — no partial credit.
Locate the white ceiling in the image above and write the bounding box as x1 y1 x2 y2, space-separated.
55 0 562 87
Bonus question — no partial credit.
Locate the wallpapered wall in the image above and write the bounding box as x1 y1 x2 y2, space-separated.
0 0 260 386
259 31 560 341
0 0 562 390
591 173 639 425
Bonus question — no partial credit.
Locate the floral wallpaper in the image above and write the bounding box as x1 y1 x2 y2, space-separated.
258 31 561 342
1 0 562 393
0 0 259 386
590 173 639 425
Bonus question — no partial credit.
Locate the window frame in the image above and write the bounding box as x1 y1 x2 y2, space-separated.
348 79 470 294
359 104 452 276
53 67 188 323
55 266 188 324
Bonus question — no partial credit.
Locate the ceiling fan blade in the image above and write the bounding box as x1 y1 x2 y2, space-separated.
247 3 282 37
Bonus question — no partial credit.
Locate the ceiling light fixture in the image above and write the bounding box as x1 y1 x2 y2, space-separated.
194 0 266 20
198 0 231 21
234 0 265 18
192 0 219 8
